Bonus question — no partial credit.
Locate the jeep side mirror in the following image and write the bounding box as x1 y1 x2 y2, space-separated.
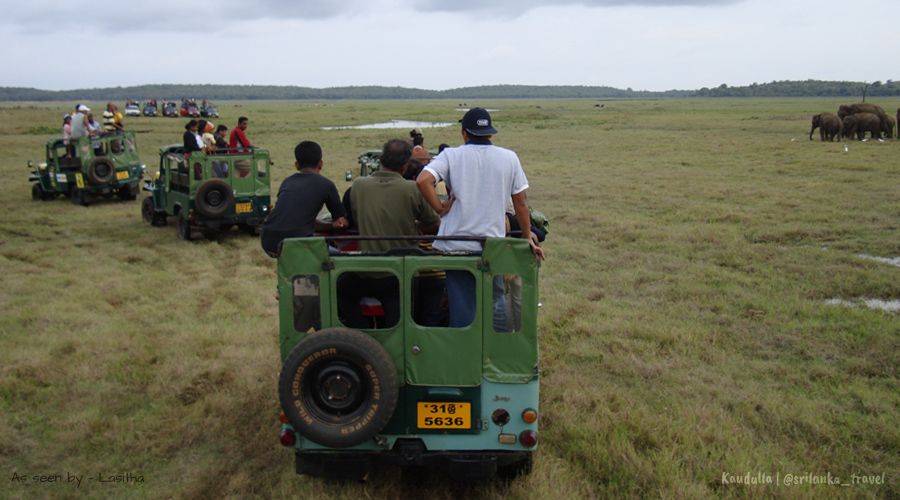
27 160 33 168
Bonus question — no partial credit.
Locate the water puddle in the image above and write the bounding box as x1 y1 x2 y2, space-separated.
857 254 900 268
321 120 453 130
824 298 900 313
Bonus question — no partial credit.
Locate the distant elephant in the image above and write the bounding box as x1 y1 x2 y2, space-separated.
884 115 896 139
842 112 882 140
838 103 888 131
896 108 900 138
809 112 842 141
837 103 887 119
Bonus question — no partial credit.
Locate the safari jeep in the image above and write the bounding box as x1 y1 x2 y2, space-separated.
29 132 144 206
276 236 540 481
141 145 271 240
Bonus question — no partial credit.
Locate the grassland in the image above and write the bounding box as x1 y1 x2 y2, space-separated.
0 98 897 499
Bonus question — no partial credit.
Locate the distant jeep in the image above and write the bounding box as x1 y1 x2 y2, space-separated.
29 132 145 206
141 145 272 240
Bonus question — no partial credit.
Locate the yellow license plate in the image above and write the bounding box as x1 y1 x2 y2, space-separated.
417 402 471 429
235 202 252 214
116 171 129 180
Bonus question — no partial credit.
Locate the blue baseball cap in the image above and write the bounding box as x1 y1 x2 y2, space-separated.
459 107 497 136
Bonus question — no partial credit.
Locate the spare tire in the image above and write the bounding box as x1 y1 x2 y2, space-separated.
86 158 115 184
194 179 233 219
279 327 399 448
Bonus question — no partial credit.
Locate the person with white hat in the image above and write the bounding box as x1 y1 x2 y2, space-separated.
70 104 91 141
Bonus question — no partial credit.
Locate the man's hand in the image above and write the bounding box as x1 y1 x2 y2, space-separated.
438 195 455 216
332 216 349 229
529 238 545 260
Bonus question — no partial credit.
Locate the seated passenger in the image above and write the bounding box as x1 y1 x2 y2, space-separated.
338 139 441 328
182 120 202 152
260 141 347 257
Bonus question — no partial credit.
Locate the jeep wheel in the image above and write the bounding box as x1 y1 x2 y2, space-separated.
176 217 193 241
70 188 89 207
118 183 139 201
194 179 234 218
32 183 47 201
86 158 116 184
141 197 167 226
279 327 399 448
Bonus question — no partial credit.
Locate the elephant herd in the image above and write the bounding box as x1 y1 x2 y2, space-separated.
809 103 897 142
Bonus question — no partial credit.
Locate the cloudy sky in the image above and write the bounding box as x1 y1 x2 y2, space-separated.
1 0 897 91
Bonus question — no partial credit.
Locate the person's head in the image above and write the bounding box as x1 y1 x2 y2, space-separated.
438 143 450 153
459 107 496 140
216 124 228 136
380 139 411 173
107 102 115 111
63 114 71 125
237 116 249 130
294 141 323 171
410 128 424 147
198 120 208 133
186 119 198 132
77 104 90 114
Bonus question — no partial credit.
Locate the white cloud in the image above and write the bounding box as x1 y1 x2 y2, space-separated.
0 0 897 91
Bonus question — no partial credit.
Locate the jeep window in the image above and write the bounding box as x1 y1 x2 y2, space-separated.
234 159 251 178
492 274 523 333
411 269 450 327
212 160 229 178
293 276 321 332
256 159 267 177
336 272 400 330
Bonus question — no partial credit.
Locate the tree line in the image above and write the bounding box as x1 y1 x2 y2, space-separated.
0 80 897 101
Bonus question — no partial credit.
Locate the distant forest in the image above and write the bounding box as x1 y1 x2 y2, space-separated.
1 80 898 101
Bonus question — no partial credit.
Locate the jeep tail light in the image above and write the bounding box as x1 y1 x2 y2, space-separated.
519 430 537 448
279 430 296 447
522 408 538 424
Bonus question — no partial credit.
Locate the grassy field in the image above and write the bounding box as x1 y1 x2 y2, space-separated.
0 98 897 499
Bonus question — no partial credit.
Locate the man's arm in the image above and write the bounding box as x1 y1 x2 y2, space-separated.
512 191 544 260
324 182 348 229
416 171 452 215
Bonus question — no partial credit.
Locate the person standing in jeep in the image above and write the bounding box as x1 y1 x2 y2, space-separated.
261 141 348 257
229 116 253 152
416 107 544 327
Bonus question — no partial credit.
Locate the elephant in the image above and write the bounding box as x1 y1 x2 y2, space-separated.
838 103 888 131
809 112 842 141
884 115 896 139
842 112 882 140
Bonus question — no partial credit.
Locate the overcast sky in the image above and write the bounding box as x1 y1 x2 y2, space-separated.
1 0 897 91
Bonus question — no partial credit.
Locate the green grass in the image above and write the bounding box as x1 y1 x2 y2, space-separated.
0 98 897 499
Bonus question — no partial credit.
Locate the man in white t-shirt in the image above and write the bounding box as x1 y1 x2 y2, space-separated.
416 107 544 327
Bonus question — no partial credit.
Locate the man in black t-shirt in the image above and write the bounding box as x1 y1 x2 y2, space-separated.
261 141 348 257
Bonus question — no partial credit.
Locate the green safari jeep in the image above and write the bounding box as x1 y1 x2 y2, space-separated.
29 133 145 206
276 236 540 480
141 145 271 240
